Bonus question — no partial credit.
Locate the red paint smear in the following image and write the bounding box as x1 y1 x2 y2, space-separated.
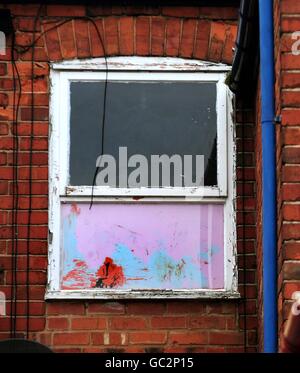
71 203 81 215
94 257 125 288
62 259 96 289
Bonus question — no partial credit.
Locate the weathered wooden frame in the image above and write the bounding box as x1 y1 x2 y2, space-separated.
46 57 238 299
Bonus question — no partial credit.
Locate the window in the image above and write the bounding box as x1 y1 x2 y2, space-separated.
47 57 238 299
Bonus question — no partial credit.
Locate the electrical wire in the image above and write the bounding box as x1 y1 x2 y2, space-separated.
241 100 248 353
25 4 43 339
9 15 108 337
10 31 22 339
14 16 108 210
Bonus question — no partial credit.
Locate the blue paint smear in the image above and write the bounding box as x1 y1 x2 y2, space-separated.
148 249 208 288
112 243 145 280
111 244 208 289
62 212 85 276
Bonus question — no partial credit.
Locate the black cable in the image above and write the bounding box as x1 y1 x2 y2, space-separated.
10 31 17 339
10 31 22 339
14 16 108 210
241 100 248 353
25 4 43 339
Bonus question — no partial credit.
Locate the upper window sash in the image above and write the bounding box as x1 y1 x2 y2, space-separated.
50 58 230 198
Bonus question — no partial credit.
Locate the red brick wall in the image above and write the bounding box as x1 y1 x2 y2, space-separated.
0 3 258 352
273 0 300 345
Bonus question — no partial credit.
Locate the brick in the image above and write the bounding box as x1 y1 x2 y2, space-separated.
0 123 8 135
180 19 197 58
18 167 48 181
169 331 208 345
136 17 150 56
0 181 8 194
162 7 199 18
209 331 244 345
193 20 210 60
53 332 89 346
11 122 48 136
199 7 238 19
282 54 300 70
282 109 300 126
58 21 77 60
86 6 112 17
91 332 104 345
0 79 13 90
165 18 181 57
17 18 41 32
104 17 119 55
282 0 300 14
43 22 62 61
283 203 300 220
283 183 300 201
129 331 167 344
283 223 300 240
127 302 165 315
151 316 186 329
19 93 49 107
151 17 166 56
6 270 46 285
167 301 206 314
119 17 134 55
282 91 300 107
11 181 48 195
283 261 300 280
71 317 106 330
222 24 236 64
106 332 127 345
283 147 300 163
16 211 48 225
283 127 300 145
47 5 86 17
0 152 6 165
208 22 226 62
88 19 105 57
0 63 7 76
47 317 69 330
282 165 300 181
283 282 300 299
21 78 48 93
19 138 48 151
47 302 85 315
88 302 125 314
110 317 147 330
284 242 300 260
5 301 45 316
9 5 41 16
74 20 90 59
20 107 48 121
239 316 258 329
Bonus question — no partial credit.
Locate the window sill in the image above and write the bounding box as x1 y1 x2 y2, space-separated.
45 289 240 300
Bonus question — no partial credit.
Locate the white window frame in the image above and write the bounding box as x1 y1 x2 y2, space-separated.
46 57 238 300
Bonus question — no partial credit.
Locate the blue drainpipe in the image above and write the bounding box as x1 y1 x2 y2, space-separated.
258 0 278 352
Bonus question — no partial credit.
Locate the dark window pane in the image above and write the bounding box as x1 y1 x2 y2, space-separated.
70 81 217 187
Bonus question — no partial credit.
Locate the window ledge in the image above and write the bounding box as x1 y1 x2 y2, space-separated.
45 289 240 300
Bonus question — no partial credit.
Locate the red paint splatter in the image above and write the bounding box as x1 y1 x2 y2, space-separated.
94 257 125 288
62 259 96 289
71 203 81 215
